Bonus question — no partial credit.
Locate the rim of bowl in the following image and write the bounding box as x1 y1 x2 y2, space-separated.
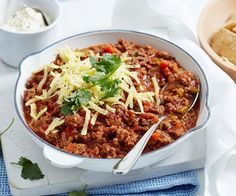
0 0 62 35
14 29 211 161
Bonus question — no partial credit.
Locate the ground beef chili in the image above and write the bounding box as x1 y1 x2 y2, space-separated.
23 39 200 158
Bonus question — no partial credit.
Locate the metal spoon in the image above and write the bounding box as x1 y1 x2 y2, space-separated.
17 0 49 26
113 80 200 175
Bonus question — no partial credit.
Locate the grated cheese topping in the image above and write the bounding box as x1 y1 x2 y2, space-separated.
45 118 65 135
29 103 47 121
26 47 161 135
106 104 116 113
125 86 135 108
37 66 48 90
81 106 91 135
90 112 98 125
88 101 108 115
151 77 160 105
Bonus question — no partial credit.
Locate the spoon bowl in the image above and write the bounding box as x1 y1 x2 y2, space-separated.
33 7 49 26
17 0 49 26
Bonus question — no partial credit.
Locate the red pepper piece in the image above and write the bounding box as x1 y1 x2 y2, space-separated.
104 45 114 54
160 62 168 70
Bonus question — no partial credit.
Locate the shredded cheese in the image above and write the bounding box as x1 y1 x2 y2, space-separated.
29 103 37 120
120 52 132 61
137 97 144 113
119 82 130 93
125 87 135 108
47 63 60 69
26 46 160 135
137 92 155 102
25 90 48 106
124 74 135 87
25 97 40 106
126 64 140 69
106 104 116 113
103 96 121 103
112 100 127 107
29 103 47 121
88 50 95 57
47 55 92 103
128 71 144 90
90 86 102 99
90 112 98 125
88 101 108 115
37 107 47 119
35 89 48 100
37 66 48 90
81 106 91 135
45 118 64 135
59 45 79 63
151 77 160 105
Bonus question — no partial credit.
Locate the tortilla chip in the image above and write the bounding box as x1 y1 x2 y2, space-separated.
227 14 236 23
211 27 236 65
225 22 236 33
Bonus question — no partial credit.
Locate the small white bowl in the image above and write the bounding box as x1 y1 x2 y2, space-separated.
0 0 62 67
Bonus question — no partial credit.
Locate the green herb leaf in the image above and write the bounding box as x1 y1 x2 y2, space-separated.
83 74 106 85
61 89 92 115
11 157 44 180
83 76 121 99
68 191 88 196
16 156 32 166
90 53 121 74
74 89 92 105
61 102 73 115
101 78 121 99
82 75 90 83
89 56 97 66
85 53 122 98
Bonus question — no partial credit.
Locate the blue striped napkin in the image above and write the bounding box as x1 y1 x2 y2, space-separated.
87 171 199 196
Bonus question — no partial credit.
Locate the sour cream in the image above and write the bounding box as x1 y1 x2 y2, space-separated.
4 7 47 32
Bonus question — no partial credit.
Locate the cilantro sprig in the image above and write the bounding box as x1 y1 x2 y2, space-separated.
100 78 121 99
11 157 44 180
61 89 92 115
83 54 121 85
83 53 121 99
89 53 121 74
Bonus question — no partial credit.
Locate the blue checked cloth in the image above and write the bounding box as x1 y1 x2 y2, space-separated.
0 151 199 196
87 171 199 196
0 151 10 196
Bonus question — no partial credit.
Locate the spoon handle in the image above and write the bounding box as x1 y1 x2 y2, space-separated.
113 116 166 175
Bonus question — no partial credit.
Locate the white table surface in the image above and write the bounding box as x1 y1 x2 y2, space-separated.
0 0 213 195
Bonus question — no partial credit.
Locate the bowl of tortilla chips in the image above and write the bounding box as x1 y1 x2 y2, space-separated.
198 0 236 82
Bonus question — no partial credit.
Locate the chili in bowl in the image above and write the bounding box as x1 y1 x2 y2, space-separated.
15 30 210 172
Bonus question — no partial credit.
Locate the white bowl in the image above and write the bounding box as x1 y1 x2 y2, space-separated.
198 0 236 82
15 30 210 172
0 0 61 67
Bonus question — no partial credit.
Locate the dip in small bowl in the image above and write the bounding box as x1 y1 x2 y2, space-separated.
3 6 48 32
0 0 61 67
